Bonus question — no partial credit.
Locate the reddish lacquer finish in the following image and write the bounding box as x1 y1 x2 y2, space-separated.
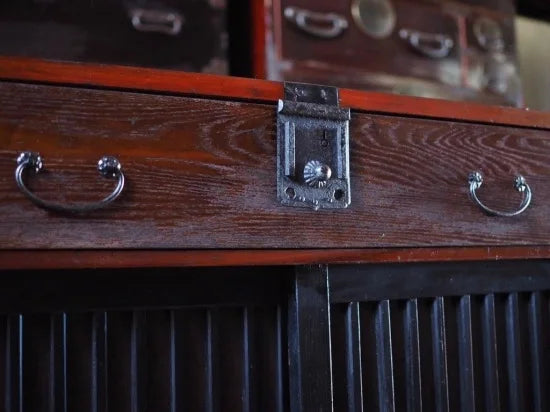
0 56 549 129
1 247 550 270
251 0 267 79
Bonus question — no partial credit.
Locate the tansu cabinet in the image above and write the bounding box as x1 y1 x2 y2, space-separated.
1 57 550 411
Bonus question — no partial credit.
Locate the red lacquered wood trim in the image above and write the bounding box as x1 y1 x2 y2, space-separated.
339 89 547 129
251 0 267 79
0 56 549 129
1 247 550 270
0 56 283 102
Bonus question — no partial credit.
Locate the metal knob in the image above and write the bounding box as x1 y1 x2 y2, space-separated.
15 151 125 213
304 160 332 188
468 171 531 217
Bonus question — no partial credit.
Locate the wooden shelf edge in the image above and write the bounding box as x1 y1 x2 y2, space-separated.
0 56 549 129
1 247 550 270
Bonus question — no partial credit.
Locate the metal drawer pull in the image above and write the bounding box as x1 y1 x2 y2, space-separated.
284 7 348 39
399 28 454 59
15 152 125 213
129 7 184 36
468 171 531 217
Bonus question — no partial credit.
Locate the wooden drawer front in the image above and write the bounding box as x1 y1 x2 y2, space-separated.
1 82 550 249
273 0 460 87
0 0 227 73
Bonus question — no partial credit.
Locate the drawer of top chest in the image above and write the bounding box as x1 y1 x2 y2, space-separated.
0 0 228 74
1 81 549 249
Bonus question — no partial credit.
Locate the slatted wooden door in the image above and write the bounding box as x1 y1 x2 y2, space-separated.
1 261 549 411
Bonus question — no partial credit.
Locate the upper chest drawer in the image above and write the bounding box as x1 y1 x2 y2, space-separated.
1 80 549 249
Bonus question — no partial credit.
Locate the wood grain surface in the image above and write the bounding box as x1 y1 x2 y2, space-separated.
0 56 548 129
2 247 550 270
2 82 550 249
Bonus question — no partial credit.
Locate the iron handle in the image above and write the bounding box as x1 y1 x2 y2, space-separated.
399 28 454 59
284 7 348 39
468 171 532 217
15 152 125 213
129 7 184 36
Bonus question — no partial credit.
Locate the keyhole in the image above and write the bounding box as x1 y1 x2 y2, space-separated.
321 130 329 148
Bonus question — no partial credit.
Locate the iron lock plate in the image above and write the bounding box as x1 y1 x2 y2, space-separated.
277 82 351 210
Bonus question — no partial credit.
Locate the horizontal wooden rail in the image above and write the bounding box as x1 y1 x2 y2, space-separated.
1 247 550 270
0 56 549 129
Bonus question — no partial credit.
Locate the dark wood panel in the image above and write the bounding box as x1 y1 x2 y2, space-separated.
0 267 288 314
288 265 333 412
0 267 291 412
1 82 550 249
330 260 550 303
329 262 550 412
0 307 288 412
0 56 549 129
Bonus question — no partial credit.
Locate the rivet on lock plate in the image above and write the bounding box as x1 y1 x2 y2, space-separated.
277 82 351 210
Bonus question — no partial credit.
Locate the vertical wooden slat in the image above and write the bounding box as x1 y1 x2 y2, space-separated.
389 301 406 412
469 298 486 412
106 311 133 411
243 307 253 412
216 307 247 411
505 293 525 412
275 305 287 412
174 309 210 412
143 311 172 411
432 297 449 412
418 299 435 411
288 265 333 412
20 314 67 411
4 315 22 412
51 313 67 412
130 311 146 412
443 299 459 412
360 302 380 411
0 315 6 410
67 313 94 411
376 300 395 412
92 312 107 412
528 292 549 412
346 303 363 412
169 310 177 412
481 294 500 412
206 308 218 412
330 302 363 412
457 296 475 412
22 314 52 411
329 304 346 411
404 299 422 412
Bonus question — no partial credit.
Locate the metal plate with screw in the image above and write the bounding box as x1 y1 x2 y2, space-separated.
277 82 351 210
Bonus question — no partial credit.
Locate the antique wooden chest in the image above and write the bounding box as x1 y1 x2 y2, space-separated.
1 57 550 411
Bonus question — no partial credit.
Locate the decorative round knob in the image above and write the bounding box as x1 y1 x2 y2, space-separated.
98 156 122 178
17 151 42 173
304 160 332 188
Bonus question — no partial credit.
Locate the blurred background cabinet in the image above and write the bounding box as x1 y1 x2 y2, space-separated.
3 0 550 108
257 0 521 105
0 0 229 73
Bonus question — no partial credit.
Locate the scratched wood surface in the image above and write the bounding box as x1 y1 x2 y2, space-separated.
1 81 550 249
